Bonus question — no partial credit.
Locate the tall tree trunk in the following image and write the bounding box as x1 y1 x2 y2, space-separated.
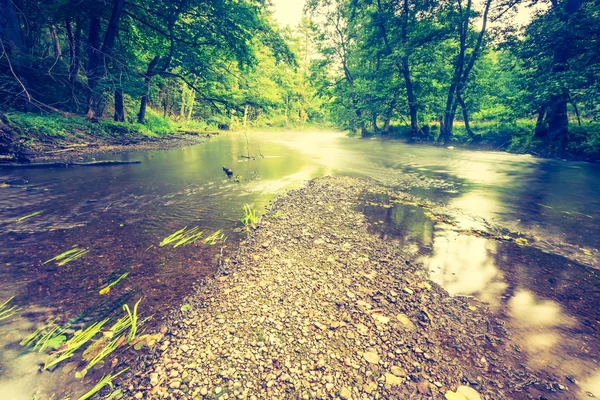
534 106 546 138
457 93 478 141
65 19 79 83
138 56 160 123
383 117 391 134
179 82 187 118
372 113 379 133
187 86 195 120
542 0 584 147
85 16 102 120
49 25 62 58
114 89 125 121
86 0 125 119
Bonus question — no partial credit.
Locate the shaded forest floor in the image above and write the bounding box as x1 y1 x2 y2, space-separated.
117 176 570 400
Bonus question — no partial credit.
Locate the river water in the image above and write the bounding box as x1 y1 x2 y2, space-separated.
0 131 599 399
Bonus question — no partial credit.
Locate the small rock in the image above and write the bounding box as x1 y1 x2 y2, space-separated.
339 387 352 399
363 351 380 364
456 386 482 400
385 373 402 387
169 380 181 389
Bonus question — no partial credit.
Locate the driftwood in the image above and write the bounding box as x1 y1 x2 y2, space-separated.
0 160 141 168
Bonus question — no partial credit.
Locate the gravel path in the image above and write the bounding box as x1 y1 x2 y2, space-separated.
123 176 545 400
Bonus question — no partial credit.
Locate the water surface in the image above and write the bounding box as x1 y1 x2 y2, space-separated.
1 131 599 399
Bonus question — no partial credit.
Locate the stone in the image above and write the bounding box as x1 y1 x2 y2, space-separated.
363 351 380 364
149 373 159 386
396 313 417 331
456 386 482 400
372 314 390 324
390 366 404 377
385 373 402 387
339 387 352 399
356 324 368 335
169 380 181 389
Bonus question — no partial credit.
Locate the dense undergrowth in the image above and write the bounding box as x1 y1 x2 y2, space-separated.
372 120 600 160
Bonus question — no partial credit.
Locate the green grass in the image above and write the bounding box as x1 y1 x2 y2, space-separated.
241 203 258 228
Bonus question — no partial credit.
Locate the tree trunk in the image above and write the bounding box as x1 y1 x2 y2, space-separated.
383 118 391 134
114 89 125 122
372 113 379 133
65 19 78 83
179 82 187 118
187 86 196 120
85 0 125 119
457 93 477 141
85 16 102 120
243 105 249 128
542 0 584 147
49 25 62 58
534 106 546 138
138 56 160 123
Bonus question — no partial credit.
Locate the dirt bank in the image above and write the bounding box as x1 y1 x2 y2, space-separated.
18 133 211 163
119 176 558 400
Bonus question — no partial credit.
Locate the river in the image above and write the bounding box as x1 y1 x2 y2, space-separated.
1 130 599 399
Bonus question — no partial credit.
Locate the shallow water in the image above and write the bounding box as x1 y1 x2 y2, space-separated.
1 131 599 399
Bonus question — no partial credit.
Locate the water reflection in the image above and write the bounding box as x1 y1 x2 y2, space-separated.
364 200 599 399
420 225 508 310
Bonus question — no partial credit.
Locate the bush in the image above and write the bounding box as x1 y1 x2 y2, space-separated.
5 112 88 138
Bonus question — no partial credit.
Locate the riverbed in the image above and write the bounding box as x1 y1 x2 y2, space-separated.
1 131 599 399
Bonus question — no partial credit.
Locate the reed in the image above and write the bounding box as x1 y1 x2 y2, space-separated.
17 210 43 222
241 203 258 228
44 246 89 266
0 296 19 322
98 272 129 295
160 226 205 248
204 229 224 245
77 368 128 400
44 319 108 370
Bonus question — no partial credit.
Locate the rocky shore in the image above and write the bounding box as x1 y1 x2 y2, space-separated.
120 176 550 400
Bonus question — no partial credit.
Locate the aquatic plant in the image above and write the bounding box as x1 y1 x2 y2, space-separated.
99 272 129 295
44 319 109 370
20 322 67 351
77 335 126 378
241 203 258 228
122 298 142 343
17 210 43 222
77 368 128 400
44 246 89 266
204 229 224 245
159 226 204 248
0 296 19 322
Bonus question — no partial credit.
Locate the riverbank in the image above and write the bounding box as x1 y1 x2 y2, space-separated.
0 112 218 163
117 176 562 400
359 122 600 162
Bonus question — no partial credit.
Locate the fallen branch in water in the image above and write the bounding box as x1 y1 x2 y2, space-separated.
1 160 141 168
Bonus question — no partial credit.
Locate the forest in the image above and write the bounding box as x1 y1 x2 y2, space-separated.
0 0 599 158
